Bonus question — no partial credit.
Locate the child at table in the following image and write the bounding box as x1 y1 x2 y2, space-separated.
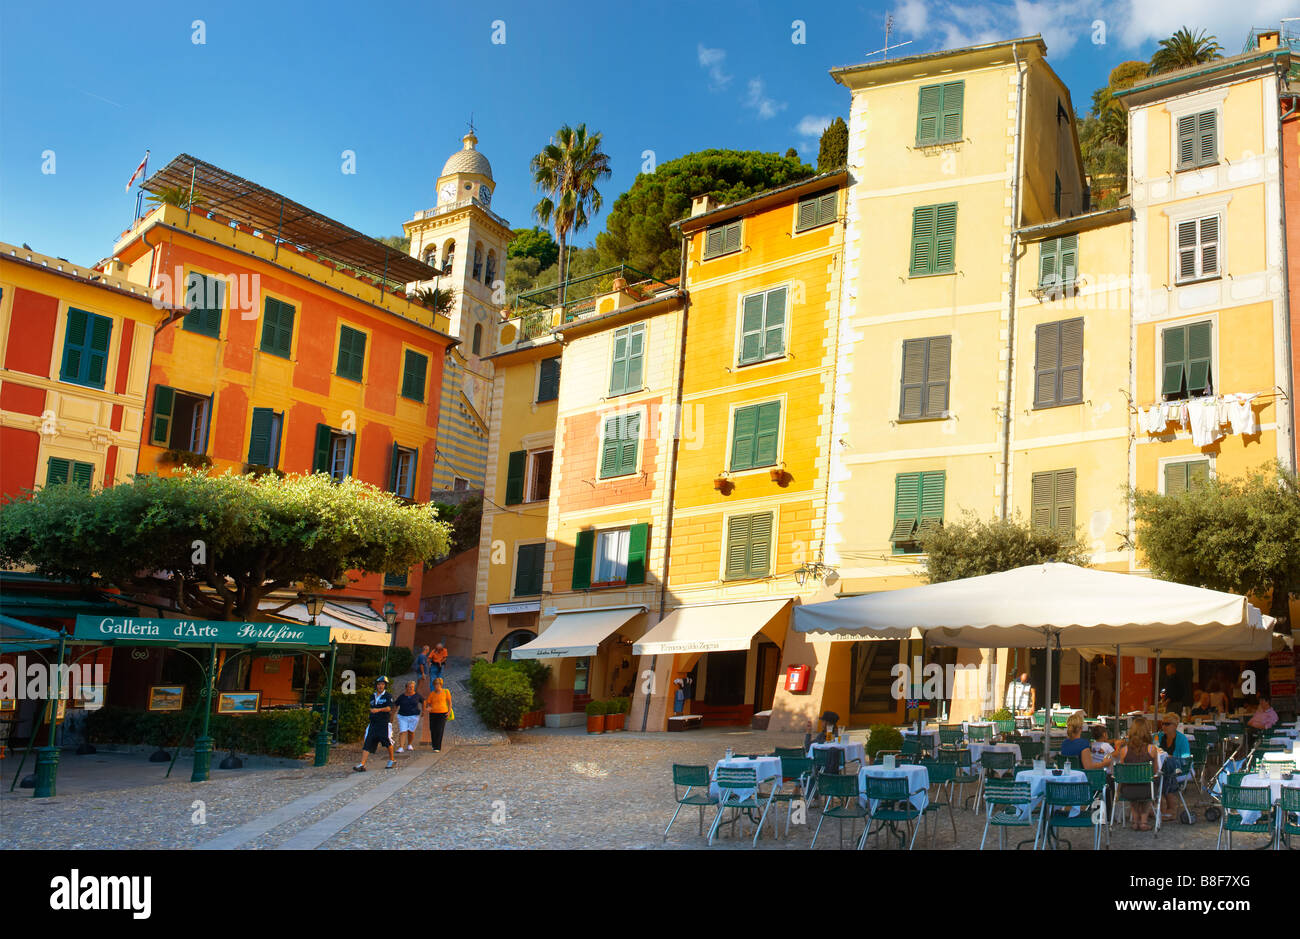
1090 724 1115 768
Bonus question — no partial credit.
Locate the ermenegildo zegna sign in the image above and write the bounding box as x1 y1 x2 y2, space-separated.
74 615 331 646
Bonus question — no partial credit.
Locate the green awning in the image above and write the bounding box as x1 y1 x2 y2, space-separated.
0 613 61 653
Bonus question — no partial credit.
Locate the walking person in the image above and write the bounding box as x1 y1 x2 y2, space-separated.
425 676 453 752
394 680 424 753
429 642 448 683
354 676 396 771
414 645 431 694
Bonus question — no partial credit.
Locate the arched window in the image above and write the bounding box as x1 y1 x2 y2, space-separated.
472 243 484 281
494 629 536 662
472 323 483 355
485 250 497 285
423 245 437 268
442 240 455 274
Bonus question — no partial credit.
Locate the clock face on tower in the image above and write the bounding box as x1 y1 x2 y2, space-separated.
476 184 492 207
439 182 457 204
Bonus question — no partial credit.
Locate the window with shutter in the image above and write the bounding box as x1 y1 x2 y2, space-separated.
182 272 224 337
45 458 94 488
626 522 649 586
1164 459 1211 494
737 287 787 365
608 323 645 395
910 203 957 275
1160 321 1213 400
400 349 428 402
504 450 527 504
891 471 944 551
1175 215 1220 282
390 446 417 499
383 571 409 589
1176 110 1218 170
59 308 113 389
898 336 951 419
1031 469 1077 537
702 220 742 259
514 543 546 596
724 512 773 579
70 461 94 489
598 413 640 479
794 189 838 232
537 357 561 402
1038 235 1078 289
916 81 964 145
336 325 366 381
572 530 595 590
1034 318 1084 408
260 297 295 359
247 407 275 466
729 401 781 471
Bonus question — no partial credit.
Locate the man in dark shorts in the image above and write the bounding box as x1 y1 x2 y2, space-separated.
354 676 396 771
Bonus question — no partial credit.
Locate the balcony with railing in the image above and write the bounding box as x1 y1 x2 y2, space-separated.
413 199 511 230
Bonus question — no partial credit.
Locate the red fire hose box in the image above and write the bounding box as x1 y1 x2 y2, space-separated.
785 665 811 693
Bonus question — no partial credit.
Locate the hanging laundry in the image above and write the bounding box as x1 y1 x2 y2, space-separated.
1186 398 1224 448
1224 393 1259 435
1141 405 1163 434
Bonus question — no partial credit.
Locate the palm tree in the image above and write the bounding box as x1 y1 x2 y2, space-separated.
1149 28 1223 75
529 124 611 301
145 185 206 210
410 285 456 315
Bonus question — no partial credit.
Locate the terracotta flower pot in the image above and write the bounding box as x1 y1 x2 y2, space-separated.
587 714 606 734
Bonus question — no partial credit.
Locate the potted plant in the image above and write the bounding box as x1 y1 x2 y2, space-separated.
713 471 733 494
607 697 628 731
768 462 789 484
585 699 606 734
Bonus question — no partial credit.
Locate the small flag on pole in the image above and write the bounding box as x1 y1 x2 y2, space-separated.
125 150 150 193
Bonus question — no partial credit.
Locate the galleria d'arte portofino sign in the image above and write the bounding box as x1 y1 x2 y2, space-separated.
74 615 331 646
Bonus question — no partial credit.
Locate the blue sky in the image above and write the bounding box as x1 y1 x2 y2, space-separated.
0 0 1284 266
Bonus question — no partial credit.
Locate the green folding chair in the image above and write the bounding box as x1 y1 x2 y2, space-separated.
938 747 979 810
980 779 1035 849
1276 784 1300 850
993 718 1015 740
860 775 924 850
1216 784 1272 850
1188 739 1210 793
920 760 958 847
770 756 814 839
976 750 1017 813
901 737 921 761
664 764 717 840
774 746 806 760
938 726 965 748
810 772 867 849
1037 780 1104 850
707 766 774 847
1020 740 1044 761
1111 761 1160 835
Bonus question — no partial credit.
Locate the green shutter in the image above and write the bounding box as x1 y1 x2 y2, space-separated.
1059 234 1078 285
917 84 943 145
795 197 820 232
86 313 111 386
504 450 526 504
1177 114 1197 169
703 227 725 259
1058 318 1084 403
924 337 950 417
725 514 751 579
1161 326 1188 397
609 327 629 393
763 288 786 358
1053 469 1076 536
730 405 758 471
260 298 294 358
900 339 926 419
723 221 741 254
599 417 621 478
337 326 365 381
537 357 560 402
248 407 274 465
891 473 921 544
1031 471 1055 531
618 413 640 475
150 386 175 446
919 472 944 522
388 442 402 492
61 308 87 382
312 423 332 473
933 203 956 272
1196 110 1217 166
45 457 71 486
910 206 936 275
747 512 772 576
1187 460 1210 491
624 324 645 391
183 273 223 337
1054 173 1062 216
753 401 781 467
626 523 649 586
1164 462 1188 496
1039 238 1059 288
1035 322 1059 408
572 530 595 589
60 308 111 388
70 461 94 489
401 349 428 401
1186 322 1212 395
516 544 544 596
739 293 765 365
940 81 964 141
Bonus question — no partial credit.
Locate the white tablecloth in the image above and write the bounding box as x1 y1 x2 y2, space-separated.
1263 748 1298 763
859 764 929 813
1022 730 1068 742
901 728 939 741
809 741 866 766
1015 767 1088 819
710 756 781 801
970 742 1022 769
1237 774 1300 825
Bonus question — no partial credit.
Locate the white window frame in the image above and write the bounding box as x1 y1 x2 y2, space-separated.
722 393 787 477
1171 211 1222 284
733 283 792 368
394 446 417 499
328 432 354 482
452 476 470 492
592 528 631 586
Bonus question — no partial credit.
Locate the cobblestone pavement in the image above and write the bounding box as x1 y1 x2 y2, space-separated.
1 725 1260 850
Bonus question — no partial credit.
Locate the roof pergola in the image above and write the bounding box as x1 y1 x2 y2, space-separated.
141 154 438 286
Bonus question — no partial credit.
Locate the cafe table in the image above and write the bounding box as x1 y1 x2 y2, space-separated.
858 762 930 848
969 742 1022 769
1235 773 1299 833
1013 767 1089 847
709 756 782 802
809 740 866 767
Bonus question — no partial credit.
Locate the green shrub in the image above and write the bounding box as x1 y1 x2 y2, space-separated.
500 659 551 710
989 707 1013 722
387 646 414 677
467 660 532 729
864 724 904 761
584 699 606 717
334 674 378 743
85 706 321 758
608 696 629 714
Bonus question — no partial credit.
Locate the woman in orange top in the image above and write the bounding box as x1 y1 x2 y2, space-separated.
424 676 452 752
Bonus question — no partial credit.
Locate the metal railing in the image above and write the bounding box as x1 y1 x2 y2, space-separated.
514 263 675 323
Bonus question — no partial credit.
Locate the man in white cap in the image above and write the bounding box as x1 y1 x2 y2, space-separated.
354 676 396 771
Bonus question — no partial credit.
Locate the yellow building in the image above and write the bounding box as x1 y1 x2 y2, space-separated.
1120 48 1296 501
628 175 847 732
1 243 167 500
808 37 1091 726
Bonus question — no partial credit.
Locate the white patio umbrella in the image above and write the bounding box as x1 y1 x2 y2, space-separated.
793 563 1274 761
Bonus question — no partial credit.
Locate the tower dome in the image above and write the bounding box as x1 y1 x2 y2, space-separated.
440 132 493 180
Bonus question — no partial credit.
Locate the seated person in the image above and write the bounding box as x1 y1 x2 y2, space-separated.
1245 693 1279 749
1060 711 1113 771
1188 691 1216 719
1114 718 1161 831
1155 712 1192 819
1089 724 1115 770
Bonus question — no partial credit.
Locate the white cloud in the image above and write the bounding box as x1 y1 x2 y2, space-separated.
743 78 786 120
697 44 732 91
796 114 834 139
1111 0 1293 50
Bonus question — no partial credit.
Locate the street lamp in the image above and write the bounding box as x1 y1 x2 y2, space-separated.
304 593 326 626
382 601 398 676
